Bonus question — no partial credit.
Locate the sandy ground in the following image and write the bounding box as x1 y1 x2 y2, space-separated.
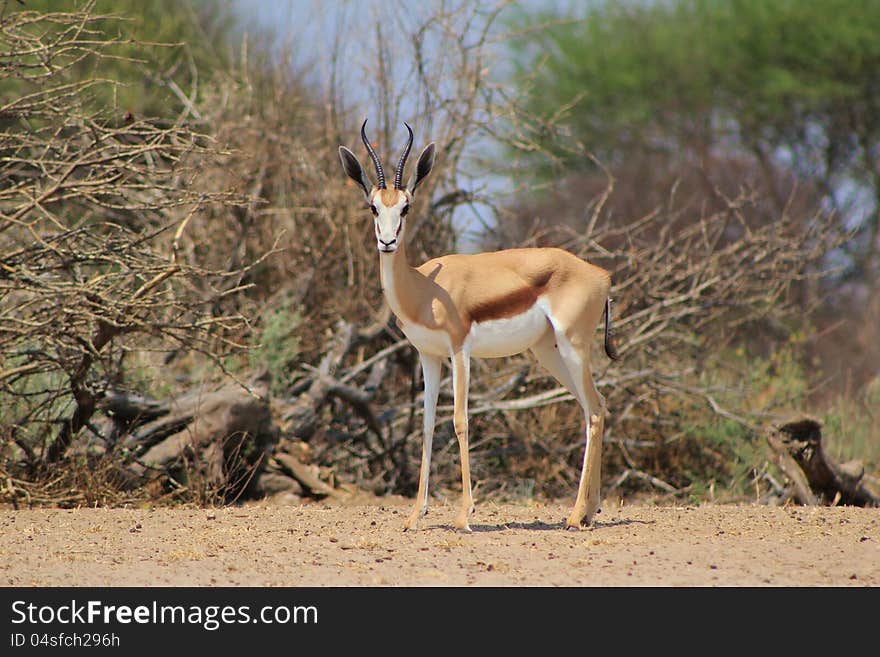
1 498 878 587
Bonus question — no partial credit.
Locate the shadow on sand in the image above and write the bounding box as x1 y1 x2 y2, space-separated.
421 516 655 533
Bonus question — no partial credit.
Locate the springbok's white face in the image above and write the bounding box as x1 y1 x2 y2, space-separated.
339 120 435 255
370 188 410 253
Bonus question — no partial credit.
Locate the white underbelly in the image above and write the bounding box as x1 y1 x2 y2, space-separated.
399 320 452 357
396 299 551 359
468 303 550 358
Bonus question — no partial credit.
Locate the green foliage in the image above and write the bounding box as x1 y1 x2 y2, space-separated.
822 378 880 472
674 346 802 500
508 0 880 264
0 361 71 461
677 342 879 500
3 0 238 118
120 352 179 401
252 296 302 397
511 0 880 167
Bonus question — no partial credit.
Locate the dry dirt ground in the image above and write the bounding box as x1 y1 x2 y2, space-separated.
1 498 878 587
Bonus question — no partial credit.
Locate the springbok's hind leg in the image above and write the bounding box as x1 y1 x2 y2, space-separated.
451 349 474 531
566 374 606 529
530 331 580 399
543 326 605 529
533 328 606 529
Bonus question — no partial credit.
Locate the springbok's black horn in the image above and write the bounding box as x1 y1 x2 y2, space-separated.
361 119 385 189
394 122 414 190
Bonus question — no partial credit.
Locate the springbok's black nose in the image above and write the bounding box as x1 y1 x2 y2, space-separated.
379 238 396 247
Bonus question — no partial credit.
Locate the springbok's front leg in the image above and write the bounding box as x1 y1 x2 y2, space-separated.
404 354 442 531
451 348 474 531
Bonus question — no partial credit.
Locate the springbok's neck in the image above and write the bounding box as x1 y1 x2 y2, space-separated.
379 239 417 320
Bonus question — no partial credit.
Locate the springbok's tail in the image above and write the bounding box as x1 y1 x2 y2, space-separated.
604 297 620 361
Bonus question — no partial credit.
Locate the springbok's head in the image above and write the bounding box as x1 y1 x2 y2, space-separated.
339 120 435 254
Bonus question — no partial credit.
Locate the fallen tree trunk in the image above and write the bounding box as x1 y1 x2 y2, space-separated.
95 377 349 503
767 418 880 507
114 383 278 501
81 319 385 504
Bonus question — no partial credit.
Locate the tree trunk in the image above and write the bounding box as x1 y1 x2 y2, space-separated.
767 418 880 507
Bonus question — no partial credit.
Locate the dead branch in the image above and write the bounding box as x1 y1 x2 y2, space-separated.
1 5 253 471
272 452 341 499
767 418 880 507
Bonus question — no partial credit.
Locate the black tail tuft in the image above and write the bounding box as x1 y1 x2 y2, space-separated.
604 297 620 361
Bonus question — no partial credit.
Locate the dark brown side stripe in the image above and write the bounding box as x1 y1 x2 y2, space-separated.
468 286 543 324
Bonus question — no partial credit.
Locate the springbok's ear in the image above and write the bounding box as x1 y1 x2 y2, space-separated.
339 146 372 199
406 142 435 195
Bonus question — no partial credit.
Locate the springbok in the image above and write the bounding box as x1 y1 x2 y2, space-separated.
339 121 619 531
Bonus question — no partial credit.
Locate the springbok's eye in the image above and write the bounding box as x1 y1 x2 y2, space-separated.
400 204 410 217
370 204 378 217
